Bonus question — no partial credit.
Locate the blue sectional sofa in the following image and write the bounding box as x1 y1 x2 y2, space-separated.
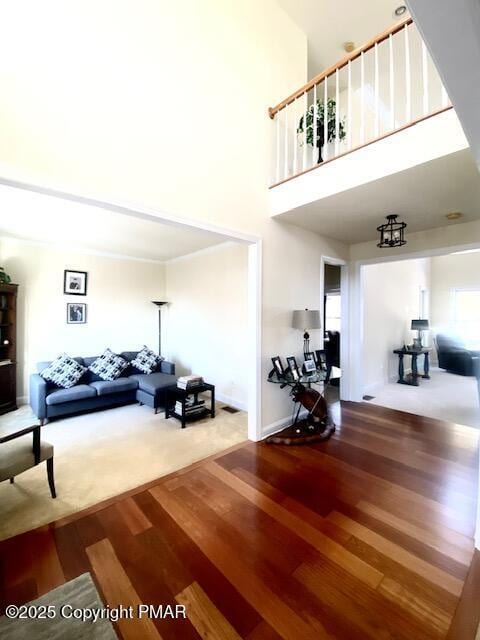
30 351 176 424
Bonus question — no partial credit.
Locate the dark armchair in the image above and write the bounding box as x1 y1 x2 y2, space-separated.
0 424 56 497
435 334 480 376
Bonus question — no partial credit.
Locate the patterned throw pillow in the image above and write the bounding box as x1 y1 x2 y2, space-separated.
41 354 87 389
131 345 164 374
88 348 128 381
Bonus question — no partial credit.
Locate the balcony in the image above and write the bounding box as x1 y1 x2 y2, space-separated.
268 18 471 226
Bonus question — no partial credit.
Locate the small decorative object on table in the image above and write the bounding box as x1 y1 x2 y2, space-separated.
166 379 215 428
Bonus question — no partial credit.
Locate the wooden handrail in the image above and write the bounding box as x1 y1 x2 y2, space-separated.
268 17 413 119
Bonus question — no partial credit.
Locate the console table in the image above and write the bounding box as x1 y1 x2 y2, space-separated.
393 348 431 386
266 367 340 445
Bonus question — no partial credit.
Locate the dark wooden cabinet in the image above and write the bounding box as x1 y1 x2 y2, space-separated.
0 283 18 415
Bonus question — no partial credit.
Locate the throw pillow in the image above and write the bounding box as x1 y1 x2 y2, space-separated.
88 348 129 381
131 346 163 374
41 354 87 389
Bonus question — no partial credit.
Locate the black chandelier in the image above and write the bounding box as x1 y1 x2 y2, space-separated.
377 214 407 248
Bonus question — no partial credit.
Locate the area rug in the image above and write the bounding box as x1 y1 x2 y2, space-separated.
0 573 117 639
0 402 247 540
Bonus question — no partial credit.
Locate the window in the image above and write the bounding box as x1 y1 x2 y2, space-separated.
325 293 341 332
454 289 480 348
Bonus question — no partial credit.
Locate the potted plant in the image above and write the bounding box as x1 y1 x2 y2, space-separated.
297 98 346 164
0 267 11 284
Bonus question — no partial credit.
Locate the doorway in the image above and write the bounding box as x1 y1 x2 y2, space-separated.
321 257 348 406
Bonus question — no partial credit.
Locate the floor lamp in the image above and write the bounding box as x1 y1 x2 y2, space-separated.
152 301 168 356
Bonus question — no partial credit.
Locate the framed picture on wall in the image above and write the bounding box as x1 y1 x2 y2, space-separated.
64 270 88 296
67 303 87 324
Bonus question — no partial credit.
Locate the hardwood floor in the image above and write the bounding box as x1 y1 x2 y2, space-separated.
0 401 479 639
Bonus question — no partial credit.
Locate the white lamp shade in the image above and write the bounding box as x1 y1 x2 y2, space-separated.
292 309 321 330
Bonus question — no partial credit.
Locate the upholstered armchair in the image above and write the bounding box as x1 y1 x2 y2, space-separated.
0 424 56 497
435 334 480 376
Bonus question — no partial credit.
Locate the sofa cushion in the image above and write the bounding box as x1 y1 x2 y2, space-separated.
130 372 176 395
88 349 129 381
46 384 97 406
131 346 163 374
41 354 87 389
90 378 138 396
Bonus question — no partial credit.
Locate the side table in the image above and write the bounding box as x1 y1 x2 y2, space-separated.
165 383 215 428
393 348 431 386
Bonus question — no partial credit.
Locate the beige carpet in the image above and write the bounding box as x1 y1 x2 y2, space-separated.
0 402 247 541
367 368 480 428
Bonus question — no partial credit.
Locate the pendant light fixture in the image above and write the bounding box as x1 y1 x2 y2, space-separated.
377 214 407 248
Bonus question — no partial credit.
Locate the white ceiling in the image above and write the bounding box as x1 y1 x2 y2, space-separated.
277 0 410 77
0 184 228 262
275 149 480 244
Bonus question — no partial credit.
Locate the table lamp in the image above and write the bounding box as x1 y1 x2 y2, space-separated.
292 309 321 358
411 318 429 349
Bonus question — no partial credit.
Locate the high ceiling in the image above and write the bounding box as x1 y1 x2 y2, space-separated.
0 184 227 262
277 0 410 78
275 149 480 244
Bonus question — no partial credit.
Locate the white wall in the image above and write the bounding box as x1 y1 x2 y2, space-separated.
430 251 480 337
0 238 165 399
165 242 248 410
0 0 350 434
362 258 430 393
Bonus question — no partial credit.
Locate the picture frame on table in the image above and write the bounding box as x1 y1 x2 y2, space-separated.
286 356 300 381
315 349 326 370
64 270 88 296
271 356 286 378
303 359 317 374
67 303 87 324
304 351 317 364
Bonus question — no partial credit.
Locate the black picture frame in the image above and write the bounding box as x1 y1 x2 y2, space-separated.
67 303 87 324
286 356 300 381
315 349 326 371
271 356 285 378
304 351 316 364
64 270 88 296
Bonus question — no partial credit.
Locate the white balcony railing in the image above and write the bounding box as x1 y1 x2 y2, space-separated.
268 18 452 187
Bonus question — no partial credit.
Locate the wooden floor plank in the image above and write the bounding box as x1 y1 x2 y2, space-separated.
175 581 243 640
86 538 162 640
446 550 480 640
327 511 463 596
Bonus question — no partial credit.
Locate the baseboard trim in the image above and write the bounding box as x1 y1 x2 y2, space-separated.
215 392 247 412
262 410 308 439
